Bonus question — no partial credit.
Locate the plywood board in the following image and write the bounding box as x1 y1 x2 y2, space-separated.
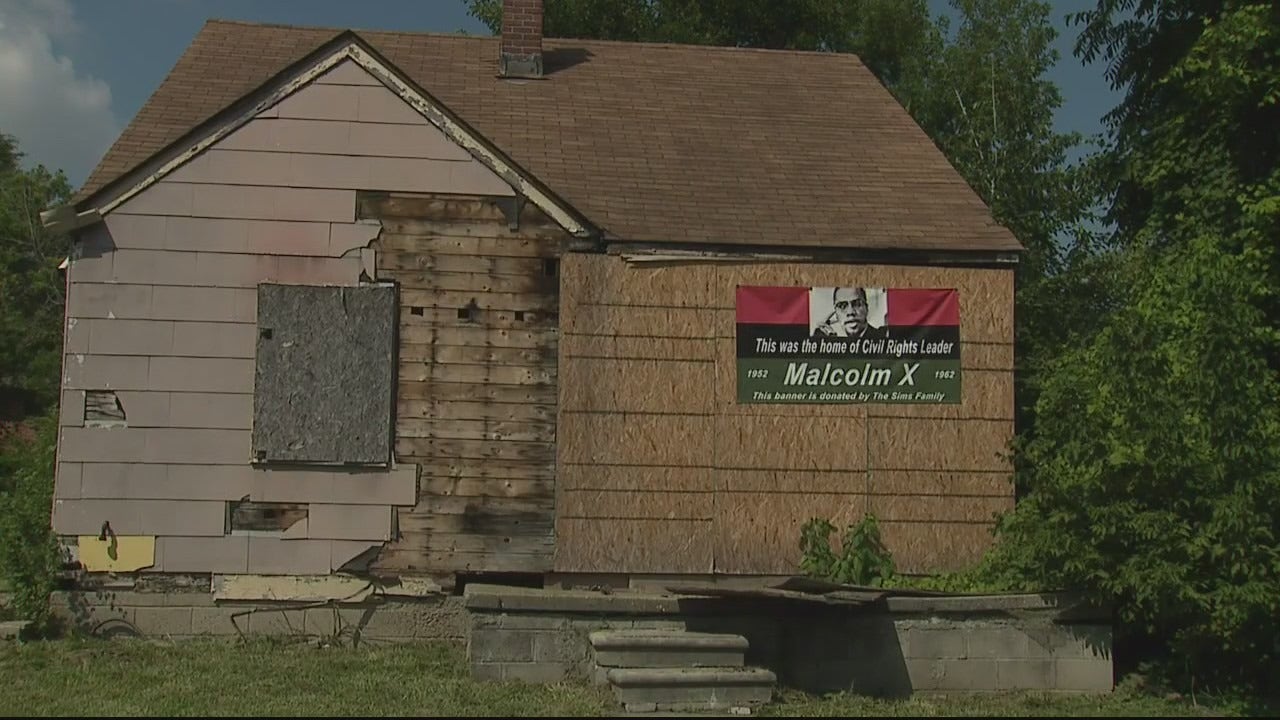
867 418 1013 472
961 342 1015 370
554 519 713 573
557 465 714 492
562 253 714 307
713 414 867 471
713 491 870 575
867 470 1014 499
563 305 716 338
868 493 1012 523
561 358 715 414
561 335 716 361
879 520 998 574
558 413 712 467
253 283 395 465
718 469 868 494
558 490 714 520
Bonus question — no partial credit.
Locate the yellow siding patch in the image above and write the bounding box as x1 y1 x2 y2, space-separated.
77 535 155 571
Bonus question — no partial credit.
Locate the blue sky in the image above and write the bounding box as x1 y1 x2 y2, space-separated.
0 0 1118 189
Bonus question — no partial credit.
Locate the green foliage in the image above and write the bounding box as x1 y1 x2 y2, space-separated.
466 0 943 110
991 0 1280 692
0 410 61 635
0 133 72 416
799 515 895 587
466 0 1097 432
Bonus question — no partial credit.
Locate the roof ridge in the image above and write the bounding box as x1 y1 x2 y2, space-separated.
202 17 863 62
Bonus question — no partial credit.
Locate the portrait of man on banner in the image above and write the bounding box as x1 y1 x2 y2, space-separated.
810 286 889 339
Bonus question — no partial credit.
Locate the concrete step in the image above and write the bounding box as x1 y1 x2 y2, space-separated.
605 666 776 713
590 629 748 668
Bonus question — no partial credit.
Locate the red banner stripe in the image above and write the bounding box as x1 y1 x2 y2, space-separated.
886 289 960 326
735 286 810 324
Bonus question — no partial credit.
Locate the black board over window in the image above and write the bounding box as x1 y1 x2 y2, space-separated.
251 283 397 466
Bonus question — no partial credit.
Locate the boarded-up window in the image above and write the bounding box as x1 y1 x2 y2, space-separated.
252 283 397 466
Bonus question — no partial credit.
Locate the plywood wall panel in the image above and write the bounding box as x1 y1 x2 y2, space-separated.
714 414 867 471
557 253 1017 577
559 413 713 467
562 358 715 414
558 465 715 493
879 521 997 574
559 490 714 520
555 519 714 573
713 491 869 574
867 418 1013 472
561 336 716 361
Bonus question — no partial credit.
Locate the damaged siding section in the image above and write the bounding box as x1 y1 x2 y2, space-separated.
53 59 521 576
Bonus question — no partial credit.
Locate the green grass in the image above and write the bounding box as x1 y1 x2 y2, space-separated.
0 637 1268 717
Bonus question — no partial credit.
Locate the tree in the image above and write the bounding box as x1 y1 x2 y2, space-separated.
468 0 1098 430
466 0 943 111
991 1 1280 690
913 0 1103 431
0 133 72 418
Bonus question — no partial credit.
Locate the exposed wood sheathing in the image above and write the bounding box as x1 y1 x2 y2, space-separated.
366 193 564 575
556 254 1016 575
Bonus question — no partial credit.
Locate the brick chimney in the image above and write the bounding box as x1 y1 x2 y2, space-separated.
499 0 543 78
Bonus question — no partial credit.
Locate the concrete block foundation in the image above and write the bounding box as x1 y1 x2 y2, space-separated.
463 584 1114 696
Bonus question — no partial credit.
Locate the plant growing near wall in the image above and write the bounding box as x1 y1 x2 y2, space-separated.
799 514 896 587
0 410 62 635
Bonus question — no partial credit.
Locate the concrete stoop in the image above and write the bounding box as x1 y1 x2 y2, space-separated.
590 630 775 714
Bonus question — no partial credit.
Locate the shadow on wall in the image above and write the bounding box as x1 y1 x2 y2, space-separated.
678 597 1114 696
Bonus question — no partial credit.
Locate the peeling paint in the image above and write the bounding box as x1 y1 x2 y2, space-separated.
77 535 155 572
85 39 594 243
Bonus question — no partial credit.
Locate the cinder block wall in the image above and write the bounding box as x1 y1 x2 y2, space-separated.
49 589 467 644
463 585 1114 694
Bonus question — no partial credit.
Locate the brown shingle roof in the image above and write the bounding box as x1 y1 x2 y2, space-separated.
78 19 1021 253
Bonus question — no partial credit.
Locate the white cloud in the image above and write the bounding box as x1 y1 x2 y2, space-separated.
0 0 119 188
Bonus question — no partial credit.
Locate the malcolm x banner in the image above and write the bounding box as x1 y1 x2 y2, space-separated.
736 286 962 404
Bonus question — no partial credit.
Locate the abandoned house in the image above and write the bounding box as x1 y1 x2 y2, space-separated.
42 2 1023 592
